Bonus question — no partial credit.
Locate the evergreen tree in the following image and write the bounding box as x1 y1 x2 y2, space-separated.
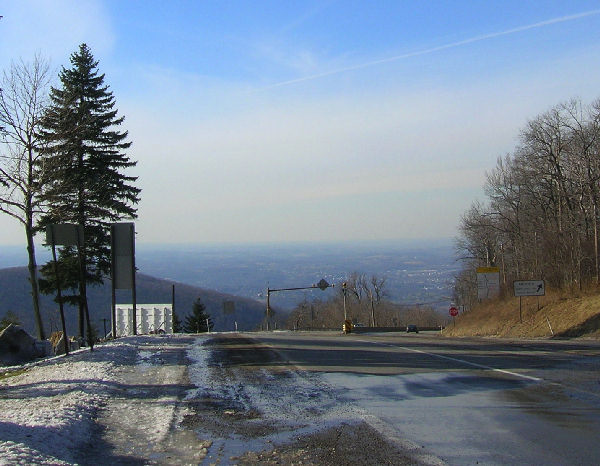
38 44 141 338
183 298 213 333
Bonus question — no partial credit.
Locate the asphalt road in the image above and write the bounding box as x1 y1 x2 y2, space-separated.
240 331 600 465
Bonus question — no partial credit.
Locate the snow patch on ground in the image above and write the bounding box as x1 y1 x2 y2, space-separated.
0 348 120 464
136 349 155 370
0 337 162 465
184 336 211 401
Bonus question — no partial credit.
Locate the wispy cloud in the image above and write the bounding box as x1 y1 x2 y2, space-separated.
276 0 337 35
258 9 600 91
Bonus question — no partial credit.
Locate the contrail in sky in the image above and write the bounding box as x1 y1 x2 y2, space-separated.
259 9 600 91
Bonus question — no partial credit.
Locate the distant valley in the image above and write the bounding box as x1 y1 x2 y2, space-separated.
134 240 458 311
0 239 458 336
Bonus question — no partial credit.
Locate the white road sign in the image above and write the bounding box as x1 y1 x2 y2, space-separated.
514 280 545 297
477 267 500 300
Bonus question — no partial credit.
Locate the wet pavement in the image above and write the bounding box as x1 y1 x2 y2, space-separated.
187 334 435 465
251 331 600 465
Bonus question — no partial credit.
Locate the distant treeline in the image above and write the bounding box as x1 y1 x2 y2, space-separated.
455 98 600 307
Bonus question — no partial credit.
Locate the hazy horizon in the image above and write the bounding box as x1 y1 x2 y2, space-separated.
0 236 455 266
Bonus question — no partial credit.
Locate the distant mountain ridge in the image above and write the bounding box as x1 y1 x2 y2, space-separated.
0 267 270 337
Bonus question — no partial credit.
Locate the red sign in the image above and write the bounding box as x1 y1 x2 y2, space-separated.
449 307 459 317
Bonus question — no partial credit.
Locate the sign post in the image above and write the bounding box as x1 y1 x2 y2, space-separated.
46 225 69 355
513 280 545 323
75 230 93 350
449 306 458 327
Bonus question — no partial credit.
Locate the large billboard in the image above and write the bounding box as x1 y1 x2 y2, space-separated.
111 223 135 290
45 223 84 246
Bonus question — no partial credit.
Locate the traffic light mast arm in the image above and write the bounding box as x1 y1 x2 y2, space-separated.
268 278 334 294
268 284 328 293
266 279 334 323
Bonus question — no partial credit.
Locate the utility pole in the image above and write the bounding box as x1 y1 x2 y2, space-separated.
342 282 347 321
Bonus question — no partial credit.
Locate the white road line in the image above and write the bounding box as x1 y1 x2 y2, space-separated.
357 339 542 382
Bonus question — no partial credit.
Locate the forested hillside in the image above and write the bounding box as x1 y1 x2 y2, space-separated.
455 98 600 307
0 267 270 337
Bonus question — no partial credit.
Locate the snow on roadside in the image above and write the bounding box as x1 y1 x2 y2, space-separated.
99 336 192 450
184 336 210 401
0 338 140 465
185 336 372 443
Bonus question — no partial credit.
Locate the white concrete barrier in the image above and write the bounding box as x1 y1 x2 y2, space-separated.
115 304 173 336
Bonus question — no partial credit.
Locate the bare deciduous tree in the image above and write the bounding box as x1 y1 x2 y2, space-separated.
0 55 51 339
455 97 600 305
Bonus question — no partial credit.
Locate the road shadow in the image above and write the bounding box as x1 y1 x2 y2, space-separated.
0 419 147 465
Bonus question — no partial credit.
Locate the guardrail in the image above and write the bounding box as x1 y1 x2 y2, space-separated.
351 326 444 333
290 326 445 333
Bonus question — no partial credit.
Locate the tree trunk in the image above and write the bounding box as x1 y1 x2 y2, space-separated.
594 202 599 285
26 221 45 340
370 294 376 327
78 265 85 338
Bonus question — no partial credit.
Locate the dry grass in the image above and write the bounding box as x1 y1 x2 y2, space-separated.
443 288 600 339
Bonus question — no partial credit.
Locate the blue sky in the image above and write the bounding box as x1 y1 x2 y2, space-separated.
1 1 600 245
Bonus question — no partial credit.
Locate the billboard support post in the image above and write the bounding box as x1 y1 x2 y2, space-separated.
111 225 116 339
130 223 137 335
75 229 93 350
48 224 69 356
519 296 522 323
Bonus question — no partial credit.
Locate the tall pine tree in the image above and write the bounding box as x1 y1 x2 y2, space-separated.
38 44 140 338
